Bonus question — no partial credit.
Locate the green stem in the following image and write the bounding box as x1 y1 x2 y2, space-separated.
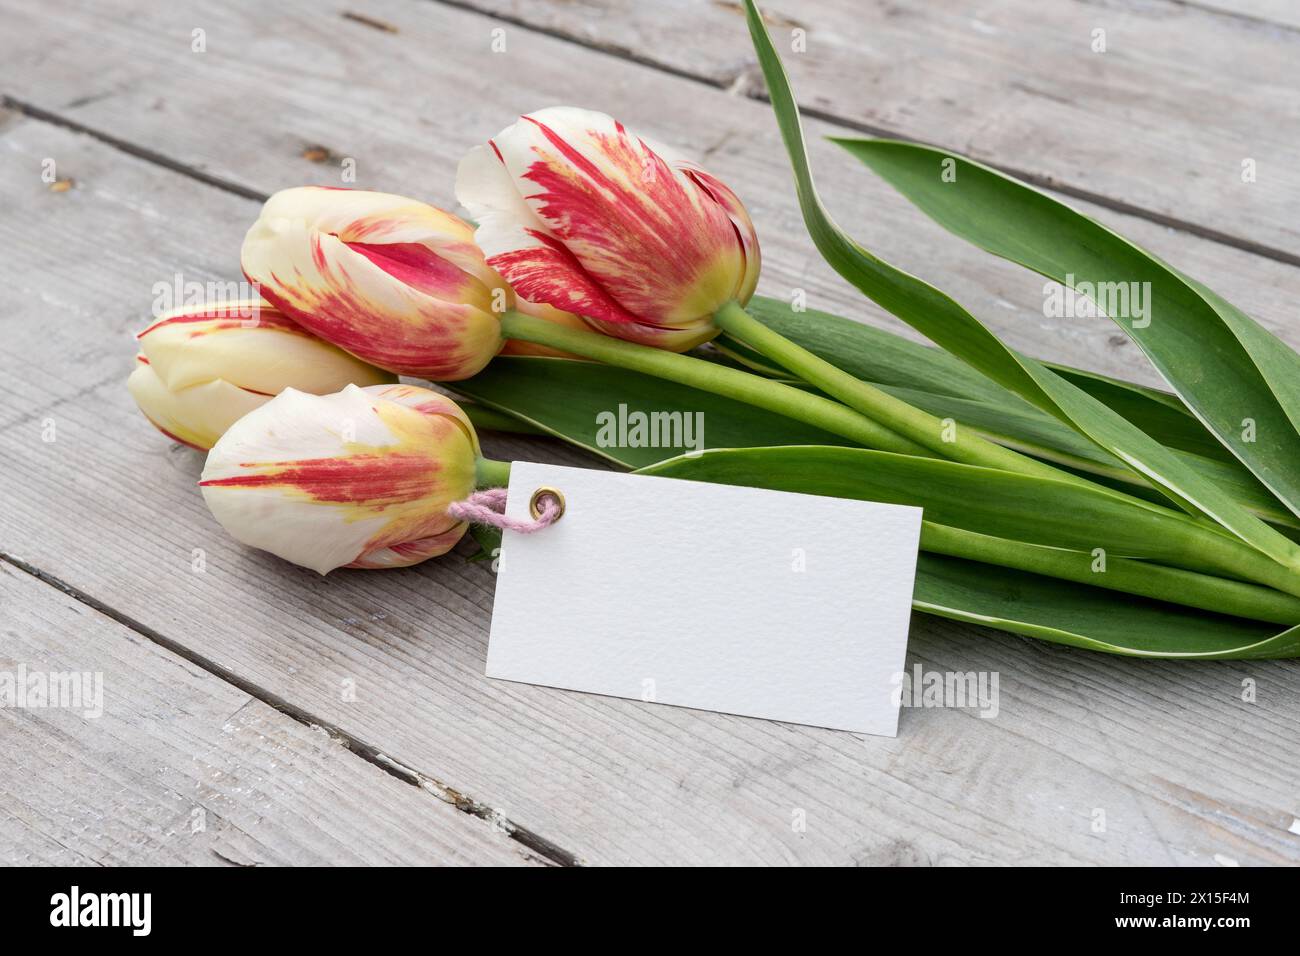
714 300 1300 594
499 311 931 456
497 310 1300 597
714 300 1077 482
475 457 512 488
922 523 1300 625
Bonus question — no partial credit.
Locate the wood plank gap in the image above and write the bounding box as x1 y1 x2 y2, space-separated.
1165 0 1300 34
420 0 1300 270
1 95 268 203
0 551 581 866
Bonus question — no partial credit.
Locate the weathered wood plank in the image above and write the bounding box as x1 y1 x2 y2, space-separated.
1 0 1296 397
1194 1 1300 30
439 0 1300 260
1 110 1298 865
0 561 543 866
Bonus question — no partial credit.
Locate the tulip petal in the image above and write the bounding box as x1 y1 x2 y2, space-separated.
127 361 269 450
478 107 754 330
138 300 394 395
241 187 506 379
200 385 475 573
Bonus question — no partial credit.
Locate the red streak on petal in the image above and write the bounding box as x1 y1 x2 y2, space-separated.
200 453 438 507
250 265 481 379
512 116 743 324
489 232 642 328
138 306 305 338
345 241 467 299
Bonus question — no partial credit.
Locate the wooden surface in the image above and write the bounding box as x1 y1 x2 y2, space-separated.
2 0 1298 866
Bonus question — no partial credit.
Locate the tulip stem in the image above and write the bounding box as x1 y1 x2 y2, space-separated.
475 457 513 488
498 311 931 456
920 523 1300 625
711 301 1300 597
712 301 1082 484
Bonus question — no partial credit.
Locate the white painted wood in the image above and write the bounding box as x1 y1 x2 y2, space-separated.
2 0 1298 390
1192 1 1300 29
0 562 543 866
446 0 1300 259
0 114 1297 865
0 0 1298 865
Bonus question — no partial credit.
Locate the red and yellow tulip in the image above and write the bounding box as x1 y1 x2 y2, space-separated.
240 187 510 379
456 106 760 351
127 300 393 450
199 383 479 574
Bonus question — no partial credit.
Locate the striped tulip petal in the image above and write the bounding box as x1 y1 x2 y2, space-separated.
199 384 478 574
128 300 394 450
137 299 394 395
127 357 269 450
456 106 760 351
241 187 508 379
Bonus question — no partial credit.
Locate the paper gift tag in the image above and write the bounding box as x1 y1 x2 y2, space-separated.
485 462 923 736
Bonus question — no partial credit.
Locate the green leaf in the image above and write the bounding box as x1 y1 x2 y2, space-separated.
634 445 1252 578
739 295 1233 463
451 356 853 469
880 384 1297 531
643 447 1300 659
738 296 1013 403
741 0 1300 574
834 137 1300 522
913 555 1299 659
455 352 1297 532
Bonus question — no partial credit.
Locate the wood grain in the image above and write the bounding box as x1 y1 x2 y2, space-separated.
0 561 543 866
1 0 1298 865
0 111 1297 865
443 0 1300 261
2 0 1298 391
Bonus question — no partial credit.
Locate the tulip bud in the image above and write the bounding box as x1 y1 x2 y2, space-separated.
127 300 393 450
455 106 760 352
241 187 510 379
200 383 479 574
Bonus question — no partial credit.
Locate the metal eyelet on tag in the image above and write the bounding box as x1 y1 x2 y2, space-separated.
529 486 566 522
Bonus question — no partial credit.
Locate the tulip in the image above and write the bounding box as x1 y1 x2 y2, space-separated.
127 300 392 450
241 187 512 379
455 106 760 351
199 383 480 573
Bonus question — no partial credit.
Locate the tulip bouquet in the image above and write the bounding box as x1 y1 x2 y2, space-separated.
128 1 1300 659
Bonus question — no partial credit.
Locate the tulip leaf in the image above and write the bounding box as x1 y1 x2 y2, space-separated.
643 447 1300 659
455 355 1297 531
734 296 1014 403
633 444 1251 577
880 384 1297 531
452 356 854 469
741 0 1300 574
736 295 1233 463
833 137 1300 524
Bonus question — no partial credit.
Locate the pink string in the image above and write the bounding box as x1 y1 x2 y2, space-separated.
447 487 562 534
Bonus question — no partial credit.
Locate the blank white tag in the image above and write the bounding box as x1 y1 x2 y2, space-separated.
485 462 923 736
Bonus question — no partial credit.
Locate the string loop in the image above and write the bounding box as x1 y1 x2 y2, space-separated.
447 487 563 534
